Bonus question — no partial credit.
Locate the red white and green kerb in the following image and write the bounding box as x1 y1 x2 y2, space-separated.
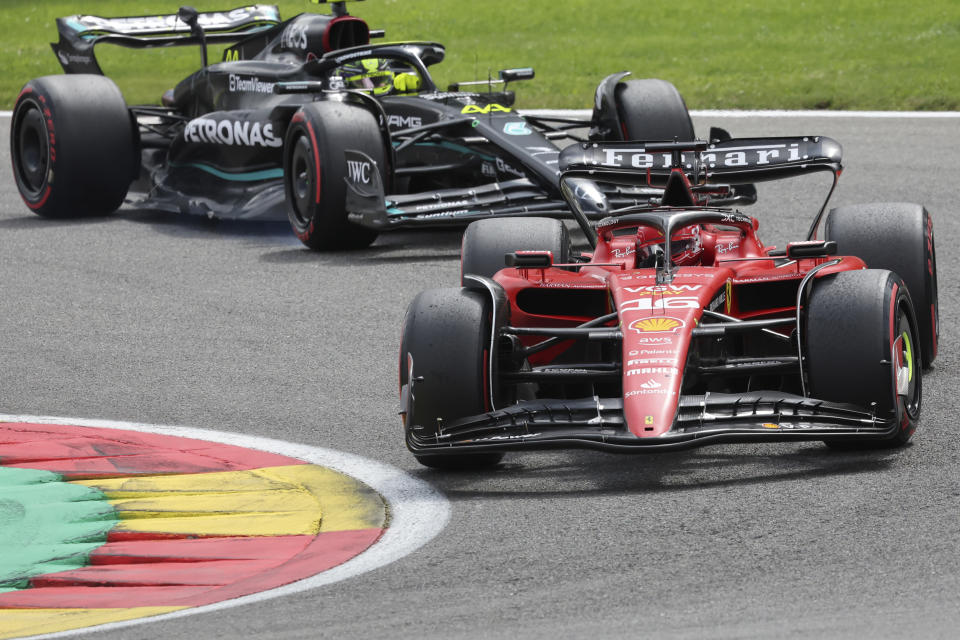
0 418 447 639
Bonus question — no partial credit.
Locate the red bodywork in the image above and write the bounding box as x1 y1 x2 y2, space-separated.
494 214 864 439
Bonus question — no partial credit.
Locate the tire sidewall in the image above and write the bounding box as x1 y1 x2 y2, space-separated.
614 78 695 142
461 217 570 283
807 269 921 446
10 76 136 217
10 87 54 210
284 113 323 240
283 101 382 250
399 288 503 468
825 203 938 367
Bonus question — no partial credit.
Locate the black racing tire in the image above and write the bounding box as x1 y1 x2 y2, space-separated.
614 78 695 142
399 288 504 469
825 202 938 368
460 217 570 284
806 269 921 448
10 75 138 217
283 101 382 250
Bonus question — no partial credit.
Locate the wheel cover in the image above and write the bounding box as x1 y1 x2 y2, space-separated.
288 136 315 228
894 306 921 417
13 104 49 197
895 330 913 396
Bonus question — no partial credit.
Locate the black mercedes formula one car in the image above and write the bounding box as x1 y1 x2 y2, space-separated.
399 132 939 468
10 0 716 250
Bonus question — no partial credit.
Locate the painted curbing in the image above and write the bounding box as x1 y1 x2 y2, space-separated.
0 415 450 640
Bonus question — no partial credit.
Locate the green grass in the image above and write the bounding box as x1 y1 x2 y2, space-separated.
2 0 958 110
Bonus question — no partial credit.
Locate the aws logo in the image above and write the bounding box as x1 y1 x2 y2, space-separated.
460 104 512 114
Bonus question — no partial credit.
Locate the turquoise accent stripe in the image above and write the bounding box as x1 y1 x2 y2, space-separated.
169 162 283 182
64 18 86 32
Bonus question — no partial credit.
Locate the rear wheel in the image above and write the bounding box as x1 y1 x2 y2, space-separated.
10 75 138 217
825 202 938 368
614 78 695 141
284 101 383 250
806 269 921 448
400 288 504 469
461 217 570 283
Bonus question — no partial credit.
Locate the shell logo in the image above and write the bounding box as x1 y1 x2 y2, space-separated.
629 316 685 333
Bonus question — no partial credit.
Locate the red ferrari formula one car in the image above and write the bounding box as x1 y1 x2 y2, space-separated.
399 134 938 468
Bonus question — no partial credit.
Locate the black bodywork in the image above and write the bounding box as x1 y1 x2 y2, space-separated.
48 2 680 226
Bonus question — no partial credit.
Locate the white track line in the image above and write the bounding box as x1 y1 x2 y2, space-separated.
0 414 450 640
521 109 960 119
2 109 959 119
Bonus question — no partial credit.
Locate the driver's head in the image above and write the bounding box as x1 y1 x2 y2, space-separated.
636 225 703 268
342 58 395 95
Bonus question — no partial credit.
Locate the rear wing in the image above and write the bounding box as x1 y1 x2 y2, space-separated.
559 136 842 185
51 5 281 74
559 137 844 246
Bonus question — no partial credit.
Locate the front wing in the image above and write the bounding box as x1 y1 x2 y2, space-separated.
404 391 901 456
346 170 569 229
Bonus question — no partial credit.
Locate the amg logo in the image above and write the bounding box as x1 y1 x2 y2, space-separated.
347 160 372 184
387 115 422 129
184 117 281 148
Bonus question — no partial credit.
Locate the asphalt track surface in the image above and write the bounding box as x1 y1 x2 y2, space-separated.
2 113 959 639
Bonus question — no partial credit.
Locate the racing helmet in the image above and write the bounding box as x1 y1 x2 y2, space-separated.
636 225 703 268
341 58 395 95
340 58 422 96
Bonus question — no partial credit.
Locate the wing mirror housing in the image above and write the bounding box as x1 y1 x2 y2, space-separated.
500 67 535 83
506 250 553 268
785 240 838 259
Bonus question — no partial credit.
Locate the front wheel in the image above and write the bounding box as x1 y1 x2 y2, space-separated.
284 101 383 250
614 78 695 141
399 288 504 469
460 217 570 283
806 269 921 448
825 202 938 368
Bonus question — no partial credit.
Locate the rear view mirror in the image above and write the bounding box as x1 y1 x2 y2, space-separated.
506 250 553 268
500 68 535 83
786 240 837 259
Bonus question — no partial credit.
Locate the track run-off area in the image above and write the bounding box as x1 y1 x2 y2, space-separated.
1 111 959 639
